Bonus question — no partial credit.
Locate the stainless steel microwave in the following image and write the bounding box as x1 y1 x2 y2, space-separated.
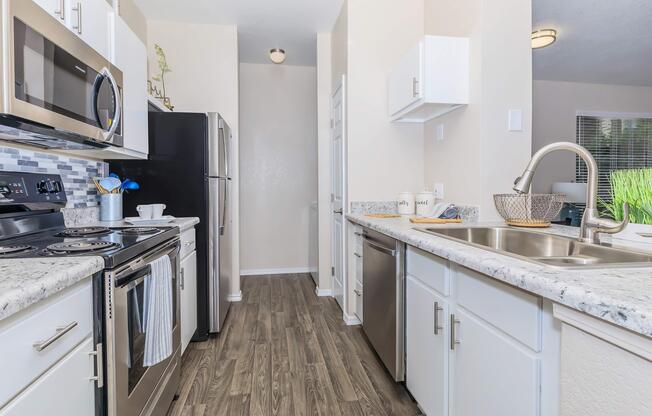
0 0 123 149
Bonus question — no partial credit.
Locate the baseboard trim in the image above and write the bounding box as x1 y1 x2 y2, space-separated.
344 313 361 326
227 291 242 302
315 287 332 297
240 267 315 276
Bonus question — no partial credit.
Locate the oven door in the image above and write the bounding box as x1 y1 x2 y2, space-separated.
105 239 181 416
1 0 123 148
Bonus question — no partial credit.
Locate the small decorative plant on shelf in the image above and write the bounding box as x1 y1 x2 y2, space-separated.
150 44 174 111
602 168 652 243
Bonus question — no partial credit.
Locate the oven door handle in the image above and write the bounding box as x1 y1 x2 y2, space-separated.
115 238 180 282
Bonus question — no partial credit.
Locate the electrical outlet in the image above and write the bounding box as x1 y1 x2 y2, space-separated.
508 109 523 131
436 124 445 141
433 183 444 199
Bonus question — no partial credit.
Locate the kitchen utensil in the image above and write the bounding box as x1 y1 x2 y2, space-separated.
493 193 565 228
100 177 121 193
409 217 463 224
416 191 436 217
93 178 108 194
121 180 140 191
136 205 154 219
109 172 121 180
397 192 415 215
365 213 401 218
151 204 166 219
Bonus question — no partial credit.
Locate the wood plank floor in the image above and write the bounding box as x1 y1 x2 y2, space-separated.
167 273 421 416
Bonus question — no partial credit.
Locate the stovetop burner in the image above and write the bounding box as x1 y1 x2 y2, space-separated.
57 227 111 238
115 227 160 235
0 245 35 255
47 241 121 254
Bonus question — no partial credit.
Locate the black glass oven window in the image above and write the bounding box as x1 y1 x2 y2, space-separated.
13 18 117 131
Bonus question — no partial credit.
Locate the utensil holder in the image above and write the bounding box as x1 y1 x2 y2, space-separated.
100 193 123 221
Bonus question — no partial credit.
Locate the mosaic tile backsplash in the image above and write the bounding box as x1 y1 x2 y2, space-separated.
0 145 108 208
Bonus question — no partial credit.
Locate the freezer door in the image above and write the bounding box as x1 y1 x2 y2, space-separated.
208 177 232 332
207 113 229 178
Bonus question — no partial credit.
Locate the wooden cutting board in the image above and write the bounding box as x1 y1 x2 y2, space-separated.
409 217 463 224
364 213 401 218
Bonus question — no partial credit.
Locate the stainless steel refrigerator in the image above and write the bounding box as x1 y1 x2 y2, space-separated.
110 112 233 340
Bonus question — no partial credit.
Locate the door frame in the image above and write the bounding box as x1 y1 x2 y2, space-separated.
331 75 348 318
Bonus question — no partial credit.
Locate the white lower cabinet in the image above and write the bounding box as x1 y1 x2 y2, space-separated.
180 250 198 354
406 275 448 416
1 337 96 416
451 308 539 416
405 246 559 416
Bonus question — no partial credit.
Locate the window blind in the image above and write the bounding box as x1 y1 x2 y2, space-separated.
576 115 652 202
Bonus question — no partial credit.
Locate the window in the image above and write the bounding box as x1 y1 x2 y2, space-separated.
576 113 652 202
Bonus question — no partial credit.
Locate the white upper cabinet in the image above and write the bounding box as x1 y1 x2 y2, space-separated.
388 36 469 123
111 16 149 157
66 0 112 60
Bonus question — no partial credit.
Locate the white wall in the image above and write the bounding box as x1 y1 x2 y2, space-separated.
317 33 333 292
346 0 425 202
239 63 318 273
147 20 242 298
532 80 652 193
423 0 532 220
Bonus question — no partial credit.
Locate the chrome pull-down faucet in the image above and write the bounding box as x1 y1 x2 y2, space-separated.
513 142 629 244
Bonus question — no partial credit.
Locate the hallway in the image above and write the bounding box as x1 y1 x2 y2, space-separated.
167 274 420 415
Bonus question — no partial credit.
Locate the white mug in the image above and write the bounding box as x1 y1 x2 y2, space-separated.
416 191 436 217
136 205 153 219
397 192 415 215
151 204 166 219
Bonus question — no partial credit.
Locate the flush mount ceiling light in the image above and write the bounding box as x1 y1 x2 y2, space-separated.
531 29 557 49
269 48 286 64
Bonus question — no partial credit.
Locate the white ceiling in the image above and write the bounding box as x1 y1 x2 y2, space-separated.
134 0 343 66
533 0 652 86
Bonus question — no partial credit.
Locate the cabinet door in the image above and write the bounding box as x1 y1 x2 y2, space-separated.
113 16 149 155
0 337 96 416
388 41 423 116
33 0 68 24
406 275 448 416
180 251 198 354
67 0 111 59
451 308 540 416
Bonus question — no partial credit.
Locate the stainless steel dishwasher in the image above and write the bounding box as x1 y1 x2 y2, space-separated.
362 228 405 382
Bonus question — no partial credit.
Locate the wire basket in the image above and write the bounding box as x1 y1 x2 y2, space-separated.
493 193 566 227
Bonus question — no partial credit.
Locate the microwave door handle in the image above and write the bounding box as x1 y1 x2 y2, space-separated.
101 67 121 141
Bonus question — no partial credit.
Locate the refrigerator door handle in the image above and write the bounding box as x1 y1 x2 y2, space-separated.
220 127 229 179
219 178 227 236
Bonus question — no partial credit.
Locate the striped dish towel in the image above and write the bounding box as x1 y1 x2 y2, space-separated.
143 254 173 367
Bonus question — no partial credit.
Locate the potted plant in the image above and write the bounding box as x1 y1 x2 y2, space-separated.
602 168 652 243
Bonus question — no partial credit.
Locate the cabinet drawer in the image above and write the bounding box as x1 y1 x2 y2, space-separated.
454 265 541 351
180 227 196 259
0 280 93 406
0 337 96 416
407 246 450 296
354 279 363 323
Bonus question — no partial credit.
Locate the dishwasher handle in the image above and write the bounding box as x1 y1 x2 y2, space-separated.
364 238 396 257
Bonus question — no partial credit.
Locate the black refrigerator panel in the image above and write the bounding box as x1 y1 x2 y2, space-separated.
109 112 211 340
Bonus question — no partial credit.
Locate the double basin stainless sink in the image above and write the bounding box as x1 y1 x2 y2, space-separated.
417 226 652 269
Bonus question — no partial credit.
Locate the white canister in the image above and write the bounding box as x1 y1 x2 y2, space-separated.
416 191 436 217
397 192 415 215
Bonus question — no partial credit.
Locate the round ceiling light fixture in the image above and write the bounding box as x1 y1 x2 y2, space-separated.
531 29 557 49
269 48 286 64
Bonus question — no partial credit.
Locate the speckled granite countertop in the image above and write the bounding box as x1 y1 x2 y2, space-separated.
0 257 104 321
347 214 652 338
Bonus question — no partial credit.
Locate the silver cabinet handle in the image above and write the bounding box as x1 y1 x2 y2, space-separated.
72 2 82 34
450 314 460 350
354 231 365 237
353 252 361 258
412 77 419 97
55 0 65 20
333 209 343 214
434 302 443 335
354 289 363 296
88 343 104 388
180 268 185 290
33 321 78 352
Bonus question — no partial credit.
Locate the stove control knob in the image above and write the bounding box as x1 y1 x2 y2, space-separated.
36 180 48 194
52 181 62 193
0 185 11 197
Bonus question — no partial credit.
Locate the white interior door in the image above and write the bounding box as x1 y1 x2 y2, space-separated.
331 77 346 310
